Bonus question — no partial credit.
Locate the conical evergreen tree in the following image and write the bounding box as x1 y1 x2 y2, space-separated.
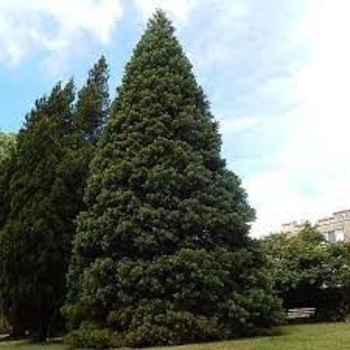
59 56 110 221
74 56 109 143
65 11 282 348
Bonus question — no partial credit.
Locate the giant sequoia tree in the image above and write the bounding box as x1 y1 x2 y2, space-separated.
65 11 282 348
0 57 109 340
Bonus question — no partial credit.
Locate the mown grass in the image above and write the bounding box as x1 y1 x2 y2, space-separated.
0 339 65 350
0 323 350 349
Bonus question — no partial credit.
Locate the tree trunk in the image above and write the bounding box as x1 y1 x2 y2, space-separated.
7 301 26 340
8 323 26 340
30 323 49 343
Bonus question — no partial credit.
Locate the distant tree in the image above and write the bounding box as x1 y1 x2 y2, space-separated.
264 224 326 295
0 132 15 161
263 224 350 321
0 132 16 240
64 11 282 348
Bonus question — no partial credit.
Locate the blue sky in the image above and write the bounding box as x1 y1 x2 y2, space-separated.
0 0 349 235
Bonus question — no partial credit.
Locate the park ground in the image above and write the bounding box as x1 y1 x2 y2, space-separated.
0 323 349 350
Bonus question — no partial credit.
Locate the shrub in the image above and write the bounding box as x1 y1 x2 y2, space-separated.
64 323 121 349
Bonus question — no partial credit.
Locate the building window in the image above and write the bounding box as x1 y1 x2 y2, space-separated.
327 231 336 243
325 230 344 242
335 229 345 241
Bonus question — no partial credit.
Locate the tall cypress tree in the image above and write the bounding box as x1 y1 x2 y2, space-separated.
65 11 282 348
74 56 109 143
0 82 75 339
0 57 110 341
59 56 110 219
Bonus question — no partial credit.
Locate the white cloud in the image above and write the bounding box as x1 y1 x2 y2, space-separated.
182 0 350 237
248 0 350 236
219 116 262 135
188 0 250 72
0 0 123 67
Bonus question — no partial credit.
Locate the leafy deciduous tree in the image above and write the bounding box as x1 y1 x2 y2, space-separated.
263 224 350 321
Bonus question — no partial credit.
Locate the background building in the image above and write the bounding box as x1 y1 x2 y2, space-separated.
317 210 350 242
281 220 308 235
280 210 350 242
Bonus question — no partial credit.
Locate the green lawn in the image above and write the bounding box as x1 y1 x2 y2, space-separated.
0 323 349 349
0 340 65 350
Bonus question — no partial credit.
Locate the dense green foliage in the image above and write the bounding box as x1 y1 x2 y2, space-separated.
64 11 282 348
0 57 109 340
263 224 350 321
